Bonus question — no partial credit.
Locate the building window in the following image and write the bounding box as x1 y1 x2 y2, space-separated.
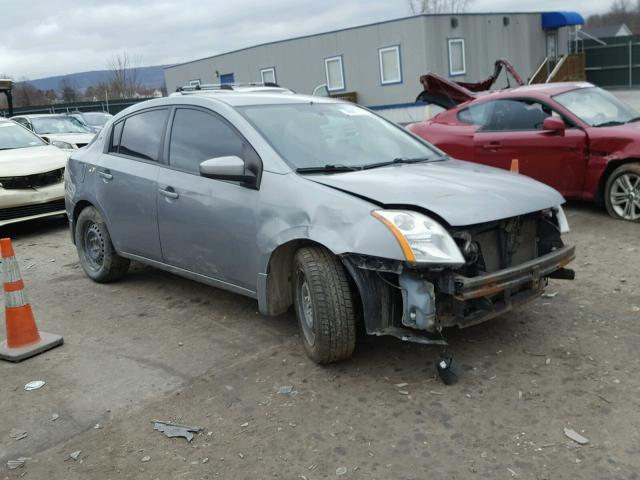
378 46 402 85
324 55 345 92
260 67 276 85
448 38 466 76
189 79 201 87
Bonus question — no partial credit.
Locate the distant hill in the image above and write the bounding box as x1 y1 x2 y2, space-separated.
23 65 168 92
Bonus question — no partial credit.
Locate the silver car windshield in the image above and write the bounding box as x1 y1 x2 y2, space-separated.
31 116 92 135
238 103 442 170
554 87 640 127
0 122 46 150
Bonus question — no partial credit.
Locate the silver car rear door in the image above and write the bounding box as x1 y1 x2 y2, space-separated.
95 108 168 260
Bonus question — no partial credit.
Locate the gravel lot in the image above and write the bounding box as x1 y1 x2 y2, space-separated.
0 202 638 479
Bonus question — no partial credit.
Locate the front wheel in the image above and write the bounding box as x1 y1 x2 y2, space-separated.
604 163 640 222
293 247 356 364
75 206 130 282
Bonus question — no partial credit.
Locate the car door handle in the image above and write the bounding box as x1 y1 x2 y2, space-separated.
481 142 502 150
159 187 179 199
98 170 113 180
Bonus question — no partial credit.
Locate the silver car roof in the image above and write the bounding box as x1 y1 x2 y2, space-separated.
114 92 343 116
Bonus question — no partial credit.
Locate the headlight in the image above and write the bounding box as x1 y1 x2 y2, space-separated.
51 140 75 150
372 209 465 265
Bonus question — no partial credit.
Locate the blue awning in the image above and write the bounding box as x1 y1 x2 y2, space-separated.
542 12 585 30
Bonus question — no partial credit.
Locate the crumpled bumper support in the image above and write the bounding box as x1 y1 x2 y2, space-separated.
441 245 576 301
343 244 576 343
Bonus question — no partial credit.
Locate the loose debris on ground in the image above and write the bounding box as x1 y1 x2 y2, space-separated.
563 428 589 445
152 420 202 442
24 380 46 391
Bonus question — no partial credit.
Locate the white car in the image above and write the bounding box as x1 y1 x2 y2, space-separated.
68 111 114 133
0 118 68 226
11 114 95 150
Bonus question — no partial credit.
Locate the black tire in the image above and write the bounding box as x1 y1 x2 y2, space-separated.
292 246 356 364
75 206 130 282
604 162 640 222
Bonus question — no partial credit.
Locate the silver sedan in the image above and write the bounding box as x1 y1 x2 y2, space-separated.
65 90 575 363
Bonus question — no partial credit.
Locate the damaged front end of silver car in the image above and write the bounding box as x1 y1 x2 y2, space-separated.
341 208 575 345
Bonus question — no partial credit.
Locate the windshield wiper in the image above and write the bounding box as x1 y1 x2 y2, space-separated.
593 120 625 127
362 156 434 170
296 163 362 174
627 116 640 123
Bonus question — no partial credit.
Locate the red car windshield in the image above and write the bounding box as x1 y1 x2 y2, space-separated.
554 87 640 127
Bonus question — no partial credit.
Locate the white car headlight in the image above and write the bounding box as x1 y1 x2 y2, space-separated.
51 140 74 150
372 209 465 265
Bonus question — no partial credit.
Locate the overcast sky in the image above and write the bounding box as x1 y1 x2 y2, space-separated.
1 0 609 80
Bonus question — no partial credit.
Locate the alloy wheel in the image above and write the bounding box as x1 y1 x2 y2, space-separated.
610 172 640 221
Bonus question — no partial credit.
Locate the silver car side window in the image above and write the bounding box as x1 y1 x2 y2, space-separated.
168 108 259 176
117 109 168 162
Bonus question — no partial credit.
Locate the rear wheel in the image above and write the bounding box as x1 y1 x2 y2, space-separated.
75 206 130 282
293 247 356 364
604 163 640 222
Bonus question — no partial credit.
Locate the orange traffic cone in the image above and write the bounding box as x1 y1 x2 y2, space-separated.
510 158 519 173
0 238 63 362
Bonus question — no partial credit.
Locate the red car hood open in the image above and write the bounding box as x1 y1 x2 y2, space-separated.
416 59 525 109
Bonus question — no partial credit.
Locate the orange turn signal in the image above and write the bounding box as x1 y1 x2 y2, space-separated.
371 211 416 263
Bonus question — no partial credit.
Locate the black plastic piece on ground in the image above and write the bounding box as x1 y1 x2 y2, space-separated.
436 355 461 385
549 268 575 280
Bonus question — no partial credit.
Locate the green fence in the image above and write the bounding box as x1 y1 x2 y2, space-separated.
584 35 640 88
1 97 154 117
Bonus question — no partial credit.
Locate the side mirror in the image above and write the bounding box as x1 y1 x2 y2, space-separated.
543 117 565 134
199 156 256 185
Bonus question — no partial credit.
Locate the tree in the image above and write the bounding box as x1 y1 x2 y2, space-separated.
108 52 142 98
59 77 78 103
408 0 474 14
586 0 640 34
12 78 54 108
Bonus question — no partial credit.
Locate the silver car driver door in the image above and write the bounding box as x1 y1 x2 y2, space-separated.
157 107 260 291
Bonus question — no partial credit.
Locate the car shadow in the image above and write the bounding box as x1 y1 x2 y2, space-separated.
0 215 68 240
563 199 606 218
114 260 523 378
2 214 547 382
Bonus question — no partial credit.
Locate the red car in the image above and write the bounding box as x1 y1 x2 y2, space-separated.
408 81 640 222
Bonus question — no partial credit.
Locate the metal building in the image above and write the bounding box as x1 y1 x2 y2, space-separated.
164 11 584 121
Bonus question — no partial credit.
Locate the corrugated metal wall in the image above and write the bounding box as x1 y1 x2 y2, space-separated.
164 13 548 107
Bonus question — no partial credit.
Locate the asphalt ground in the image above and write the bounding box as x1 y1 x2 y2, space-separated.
0 201 638 479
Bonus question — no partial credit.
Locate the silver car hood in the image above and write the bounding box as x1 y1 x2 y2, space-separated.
306 159 565 226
